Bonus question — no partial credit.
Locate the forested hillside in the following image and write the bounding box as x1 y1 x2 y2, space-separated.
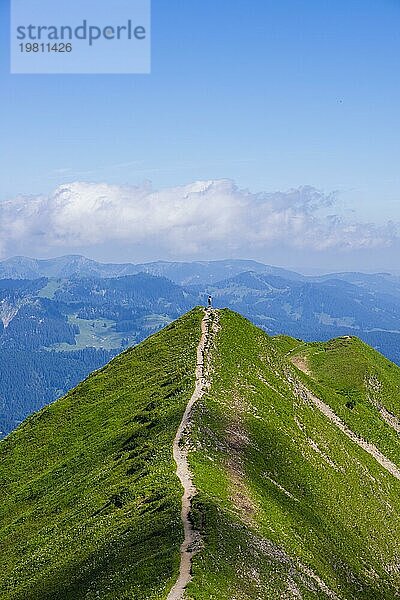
2 259 400 437
0 273 192 436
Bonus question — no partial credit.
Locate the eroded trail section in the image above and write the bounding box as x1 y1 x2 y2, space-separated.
306 387 400 480
167 308 214 600
290 374 400 481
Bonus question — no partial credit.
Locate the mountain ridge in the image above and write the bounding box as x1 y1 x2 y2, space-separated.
3 264 400 438
0 255 301 285
1 254 398 287
1 308 400 598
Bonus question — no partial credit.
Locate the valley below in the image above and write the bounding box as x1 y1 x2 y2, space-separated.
2 256 400 438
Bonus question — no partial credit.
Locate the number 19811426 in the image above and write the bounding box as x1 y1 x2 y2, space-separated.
19 43 72 53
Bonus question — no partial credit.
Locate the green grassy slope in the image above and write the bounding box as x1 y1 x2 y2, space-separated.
288 336 400 466
2 308 400 600
188 310 400 599
0 308 204 600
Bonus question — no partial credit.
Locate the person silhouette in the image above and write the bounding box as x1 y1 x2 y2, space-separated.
207 295 212 308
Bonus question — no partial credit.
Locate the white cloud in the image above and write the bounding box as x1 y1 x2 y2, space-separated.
0 179 398 259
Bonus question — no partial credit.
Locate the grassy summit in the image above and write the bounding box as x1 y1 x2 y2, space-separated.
1 308 400 599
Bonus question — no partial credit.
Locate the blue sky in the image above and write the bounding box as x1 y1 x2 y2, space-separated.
1 0 400 271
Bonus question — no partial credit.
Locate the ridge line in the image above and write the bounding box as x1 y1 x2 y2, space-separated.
167 307 215 600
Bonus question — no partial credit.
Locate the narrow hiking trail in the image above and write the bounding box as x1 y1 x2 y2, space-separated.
167 308 214 600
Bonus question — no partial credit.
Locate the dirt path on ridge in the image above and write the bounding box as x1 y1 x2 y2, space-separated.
167 308 214 600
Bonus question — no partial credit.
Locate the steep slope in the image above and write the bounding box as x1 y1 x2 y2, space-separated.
1 309 400 600
0 309 204 600
0 273 197 438
288 336 400 468
187 310 400 599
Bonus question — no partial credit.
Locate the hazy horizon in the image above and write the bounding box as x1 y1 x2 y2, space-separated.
1 248 399 278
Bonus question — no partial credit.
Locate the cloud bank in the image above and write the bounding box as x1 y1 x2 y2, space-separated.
0 179 397 260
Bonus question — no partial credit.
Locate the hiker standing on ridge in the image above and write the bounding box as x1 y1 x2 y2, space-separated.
207 295 212 309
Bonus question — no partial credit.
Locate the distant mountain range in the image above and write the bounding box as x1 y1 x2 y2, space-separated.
1 253 397 288
0 255 302 284
1 254 400 437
